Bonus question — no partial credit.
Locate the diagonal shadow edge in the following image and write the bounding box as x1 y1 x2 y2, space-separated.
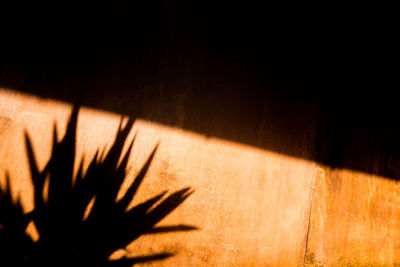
1 86 399 181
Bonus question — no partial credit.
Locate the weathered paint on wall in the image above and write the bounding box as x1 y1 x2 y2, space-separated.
306 167 400 266
0 88 315 266
3 88 400 266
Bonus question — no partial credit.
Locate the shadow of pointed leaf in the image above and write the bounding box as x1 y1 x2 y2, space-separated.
144 224 199 234
0 173 33 266
144 187 194 226
21 107 196 266
116 143 158 213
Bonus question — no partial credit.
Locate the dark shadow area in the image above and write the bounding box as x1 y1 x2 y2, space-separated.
0 106 197 266
1 1 399 180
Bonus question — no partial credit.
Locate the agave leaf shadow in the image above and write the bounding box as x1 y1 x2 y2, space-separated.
0 173 34 265
1 106 197 266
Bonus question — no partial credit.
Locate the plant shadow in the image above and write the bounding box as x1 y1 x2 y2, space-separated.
0 106 197 266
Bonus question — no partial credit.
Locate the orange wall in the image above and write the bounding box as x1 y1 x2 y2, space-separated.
1 88 315 266
306 167 400 266
2 88 400 266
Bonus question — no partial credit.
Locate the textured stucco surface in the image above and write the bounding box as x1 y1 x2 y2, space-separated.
305 167 400 266
1 89 315 266
3 89 400 266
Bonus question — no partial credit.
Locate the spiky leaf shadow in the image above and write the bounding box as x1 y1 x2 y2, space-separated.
1 106 197 266
0 174 33 265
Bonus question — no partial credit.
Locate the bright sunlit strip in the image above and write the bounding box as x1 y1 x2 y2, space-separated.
2 87 399 266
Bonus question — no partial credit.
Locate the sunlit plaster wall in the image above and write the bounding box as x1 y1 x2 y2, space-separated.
3 88 400 266
0 88 315 266
305 168 400 266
